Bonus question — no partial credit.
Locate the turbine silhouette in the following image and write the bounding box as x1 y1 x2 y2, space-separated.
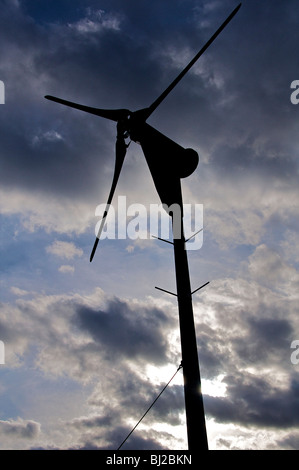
45 3 241 451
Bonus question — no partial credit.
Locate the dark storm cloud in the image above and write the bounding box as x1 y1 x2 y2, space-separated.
196 304 295 381
278 432 299 450
194 273 299 437
117 377 184 427
1 286 185 449
0 419 40 439
234 317 293 364
67 370 184 449
0 288 175 379
77 425 165 450
70 414 113 431
195 323 225 378
205 372 299 429
165 0 299 184
0 2 122 199
2 0 201 200
2 0 299 204
208 142 299 182
74 297 172 364
98 426 166 451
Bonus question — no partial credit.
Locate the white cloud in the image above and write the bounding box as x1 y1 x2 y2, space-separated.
0 188 94 235
10 287 29 296
58 265 75 274
248 244 299 294
32 130 64 147
68 9 121 35
281 230 299 263
46 241 83 260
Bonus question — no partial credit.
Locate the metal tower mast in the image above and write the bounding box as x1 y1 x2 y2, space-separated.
172 216 208 450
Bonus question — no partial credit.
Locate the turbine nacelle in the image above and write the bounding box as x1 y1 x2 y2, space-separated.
122 108 199 179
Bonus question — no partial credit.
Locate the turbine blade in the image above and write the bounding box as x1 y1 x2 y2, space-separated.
146 3 241 119
90 130 128 262
45 95 129 122
90 236 100 263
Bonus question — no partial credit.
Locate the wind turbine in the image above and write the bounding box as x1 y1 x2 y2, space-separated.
45 3 241 451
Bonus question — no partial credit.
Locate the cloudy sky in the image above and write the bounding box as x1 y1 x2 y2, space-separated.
1 0 299 451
